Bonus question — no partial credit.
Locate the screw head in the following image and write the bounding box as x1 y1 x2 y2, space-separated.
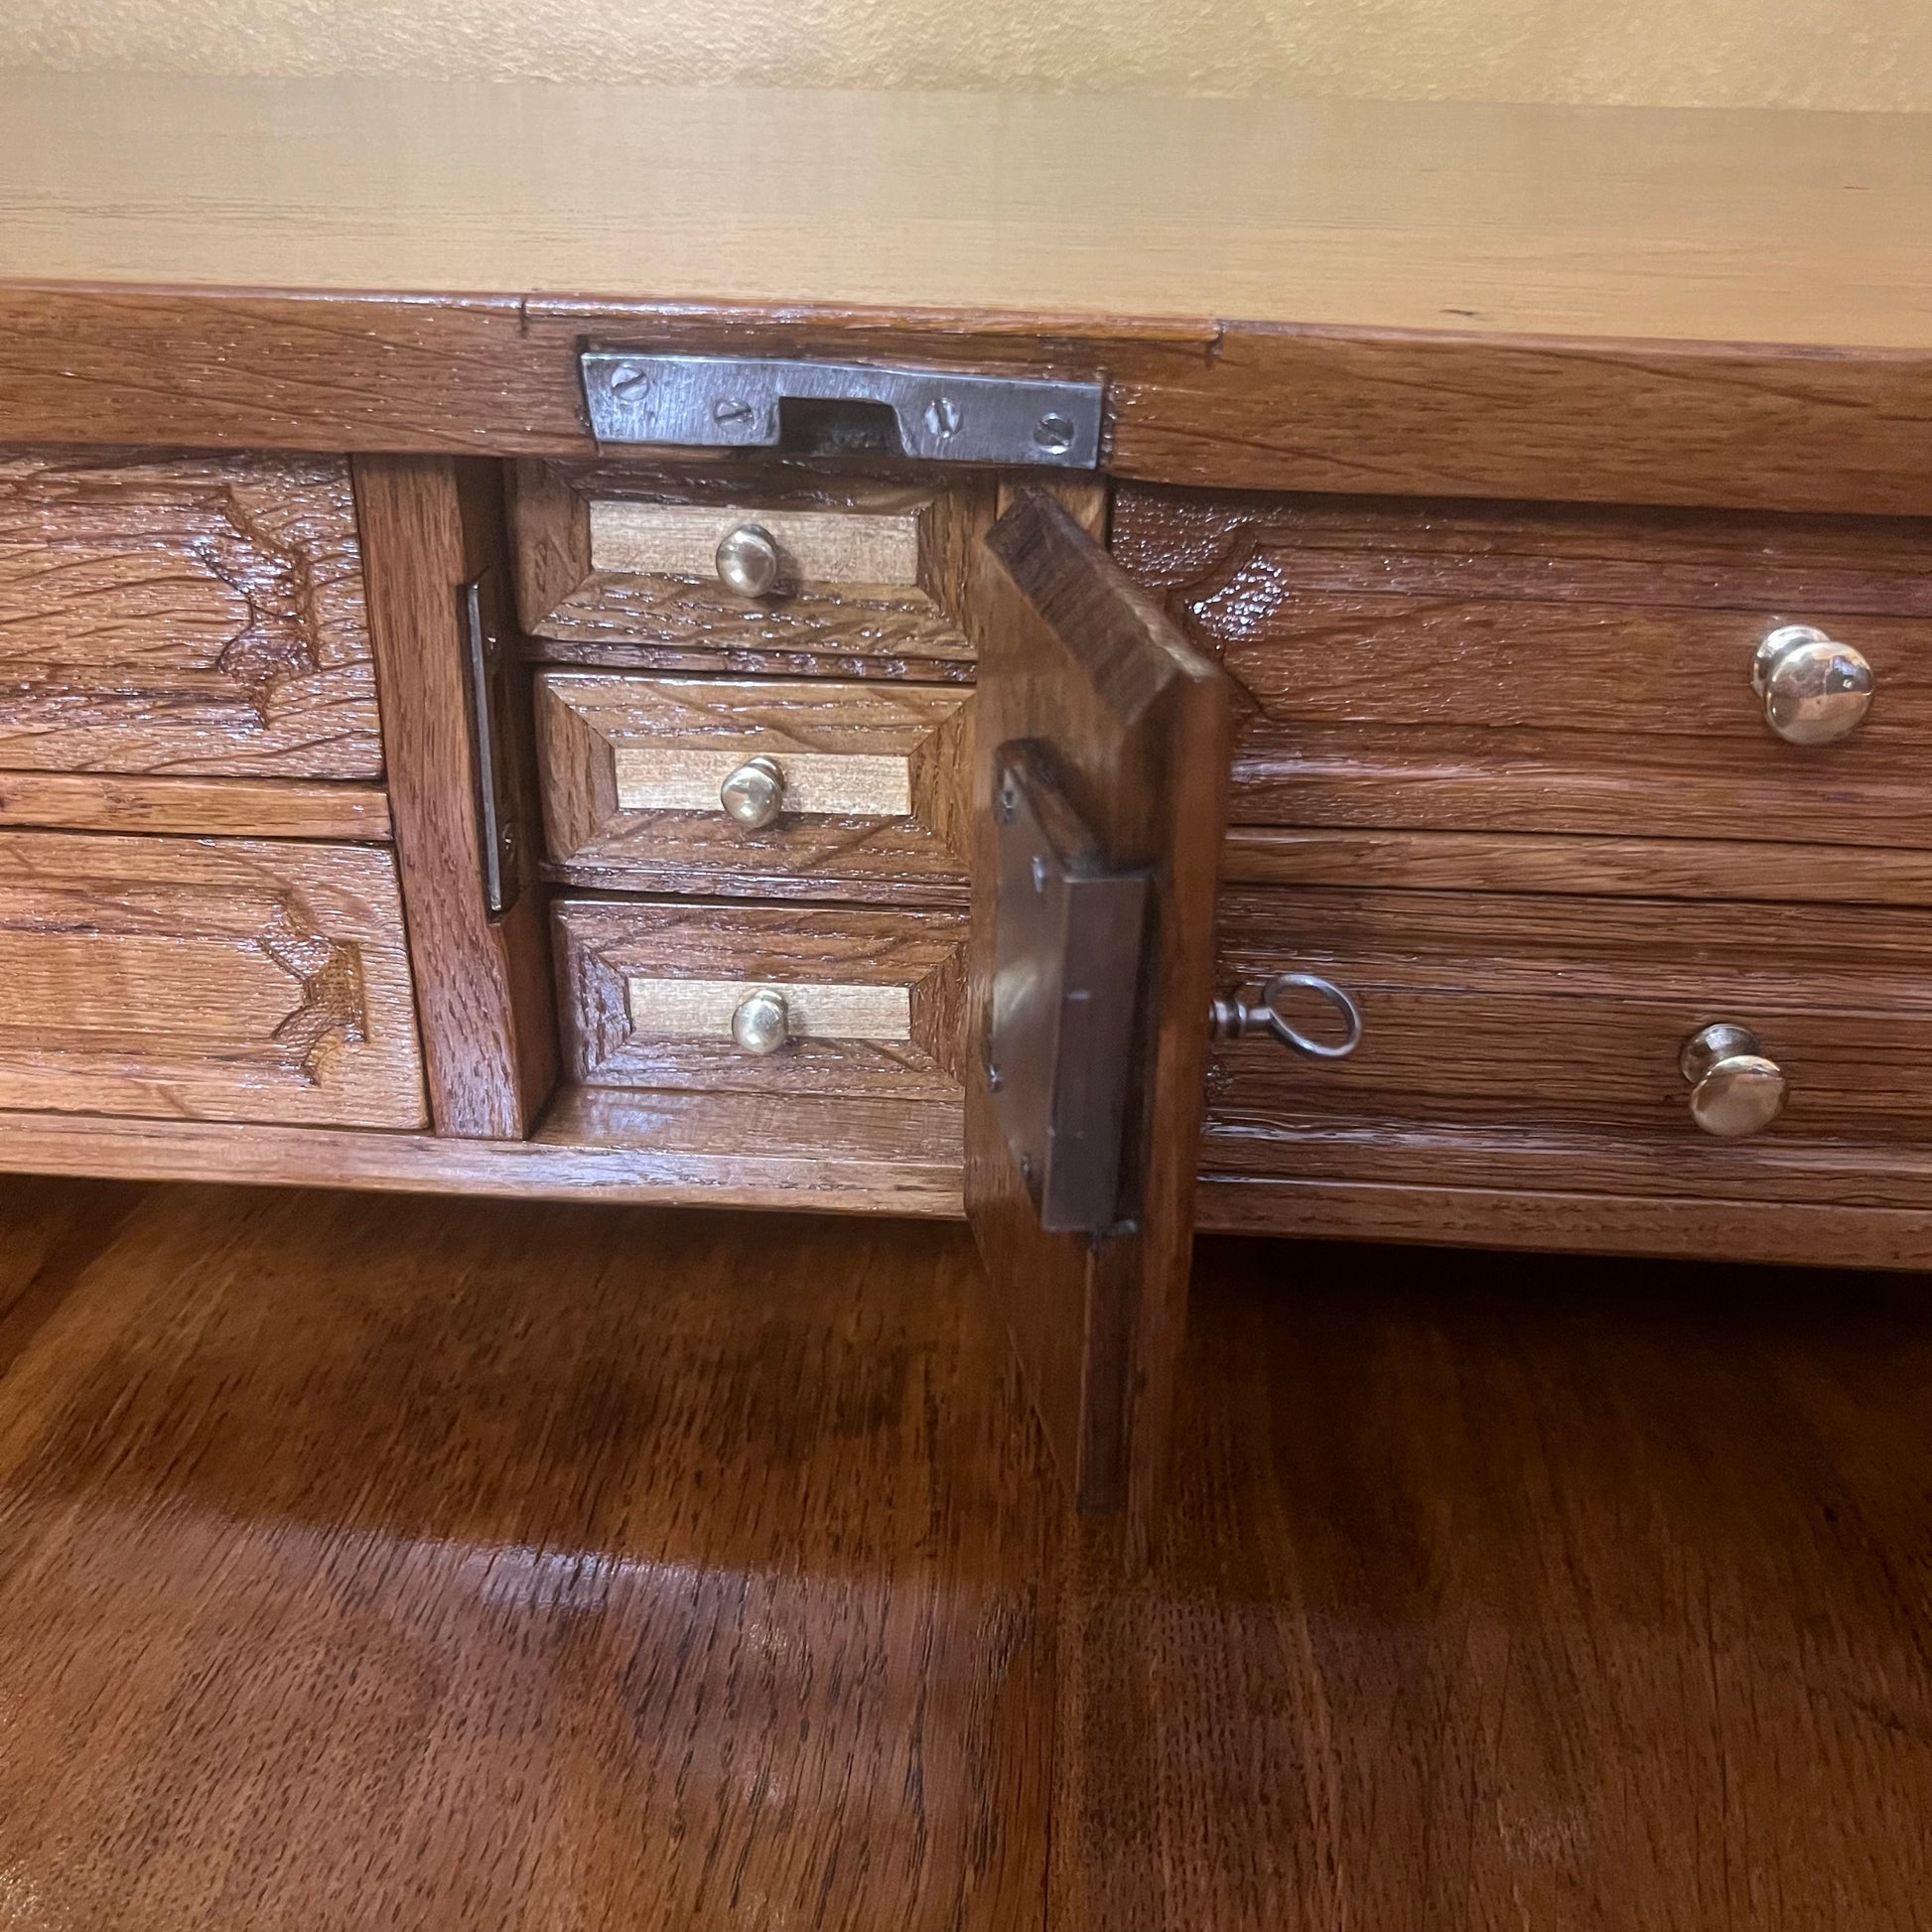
923 395 963 440
1031 854 1048 895
608 361 651 397
1034 411 1075 455
713 396 755 427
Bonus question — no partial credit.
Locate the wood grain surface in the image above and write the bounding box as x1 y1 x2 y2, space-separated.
1056 1231 1932 1931
7 1179 1932 1929
8 78 1929 346
1116 484 1932 844
0 831 425 1128
1221 827 1932 904
0 772 392 840
0 1092 966 1218
2 77 1931 513
0 1179 1055 1932
536 670 972 898
356 456 558 1138
963 491 1232 1526
513 461 985 673
0 447 383 778
555 897 967 1099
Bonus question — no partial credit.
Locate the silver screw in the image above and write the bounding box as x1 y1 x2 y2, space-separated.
1031 854 1048 895
1034 411 1074 454
924 396 963 440
608 362 651 396
998 775 1019 823
986 1062 1003 1092
713 396 755 426
1020 1154 1035 1184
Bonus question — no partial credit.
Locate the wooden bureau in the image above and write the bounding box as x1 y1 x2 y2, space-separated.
2 71 1930 1526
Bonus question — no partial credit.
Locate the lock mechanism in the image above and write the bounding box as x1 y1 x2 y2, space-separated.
984 742 1149 1235
582 352 1105 469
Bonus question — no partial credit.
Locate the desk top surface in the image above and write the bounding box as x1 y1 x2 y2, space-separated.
2 72 1928 348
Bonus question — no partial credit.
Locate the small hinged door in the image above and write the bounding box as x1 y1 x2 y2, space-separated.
963 489 1233 1529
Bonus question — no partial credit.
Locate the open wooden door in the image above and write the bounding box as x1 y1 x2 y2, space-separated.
962 490 1234 1531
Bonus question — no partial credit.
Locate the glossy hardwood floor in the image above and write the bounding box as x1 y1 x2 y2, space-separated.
1 1175 1929 1931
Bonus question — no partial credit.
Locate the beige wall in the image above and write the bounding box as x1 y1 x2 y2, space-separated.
4 0 1929 110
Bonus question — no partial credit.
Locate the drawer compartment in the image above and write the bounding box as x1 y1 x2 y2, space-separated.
555 898 966 1099
0 449 382 778
1115 486 1932 847
536 671 972 897
0 833 425 1127
512 463 990 674
1203 882 1932 1201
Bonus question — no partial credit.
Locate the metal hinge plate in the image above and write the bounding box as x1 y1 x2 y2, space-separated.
986 742 1149 1234
458 568 524 919
582 352 1104 468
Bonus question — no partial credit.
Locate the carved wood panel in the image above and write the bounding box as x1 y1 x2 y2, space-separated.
0 448 383 777
0 833 425 1127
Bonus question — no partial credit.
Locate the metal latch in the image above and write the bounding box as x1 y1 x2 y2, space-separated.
582 352 1104 469
985 742 1149 1234
458 568 523 919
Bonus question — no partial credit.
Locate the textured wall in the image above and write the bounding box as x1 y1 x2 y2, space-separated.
4 0 1930 109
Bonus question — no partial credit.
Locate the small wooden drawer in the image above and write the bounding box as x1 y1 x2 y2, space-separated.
0 832 425 1128
555 898 967 1099
1115 486 1932 848
510 462 991 675
0 448 383 779
1201 882 1932 1207
535 671 972 898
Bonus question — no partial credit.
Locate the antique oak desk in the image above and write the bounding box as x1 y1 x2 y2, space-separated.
2 75 1930 1524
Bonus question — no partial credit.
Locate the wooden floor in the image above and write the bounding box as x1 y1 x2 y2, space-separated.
0 1175 1928 1930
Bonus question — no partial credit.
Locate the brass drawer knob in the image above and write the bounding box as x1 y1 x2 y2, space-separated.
1681 1022 1786 1137
1752 624 1872 745
731 988 791 1056
719 756 784 829
715 522 782 598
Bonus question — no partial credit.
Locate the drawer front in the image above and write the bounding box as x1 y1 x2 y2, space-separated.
536 672 972 897
0 449 383 778
555 898 966 1099
512 463 990 675
1115 486 1932 847
1204 883 1932 1197
0 833 425 1128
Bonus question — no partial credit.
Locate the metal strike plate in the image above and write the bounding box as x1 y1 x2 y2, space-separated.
986 742 1149 1234
459 568 523 918
582 352 1104 469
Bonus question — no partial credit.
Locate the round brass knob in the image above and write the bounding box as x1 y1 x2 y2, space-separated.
1752 624 1872 745
719 756 783 830
715 523 781 598
731 989 790 1056
1680 1022 1786 1138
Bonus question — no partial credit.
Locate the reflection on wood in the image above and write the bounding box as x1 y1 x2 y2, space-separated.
0 1180 1055 1932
